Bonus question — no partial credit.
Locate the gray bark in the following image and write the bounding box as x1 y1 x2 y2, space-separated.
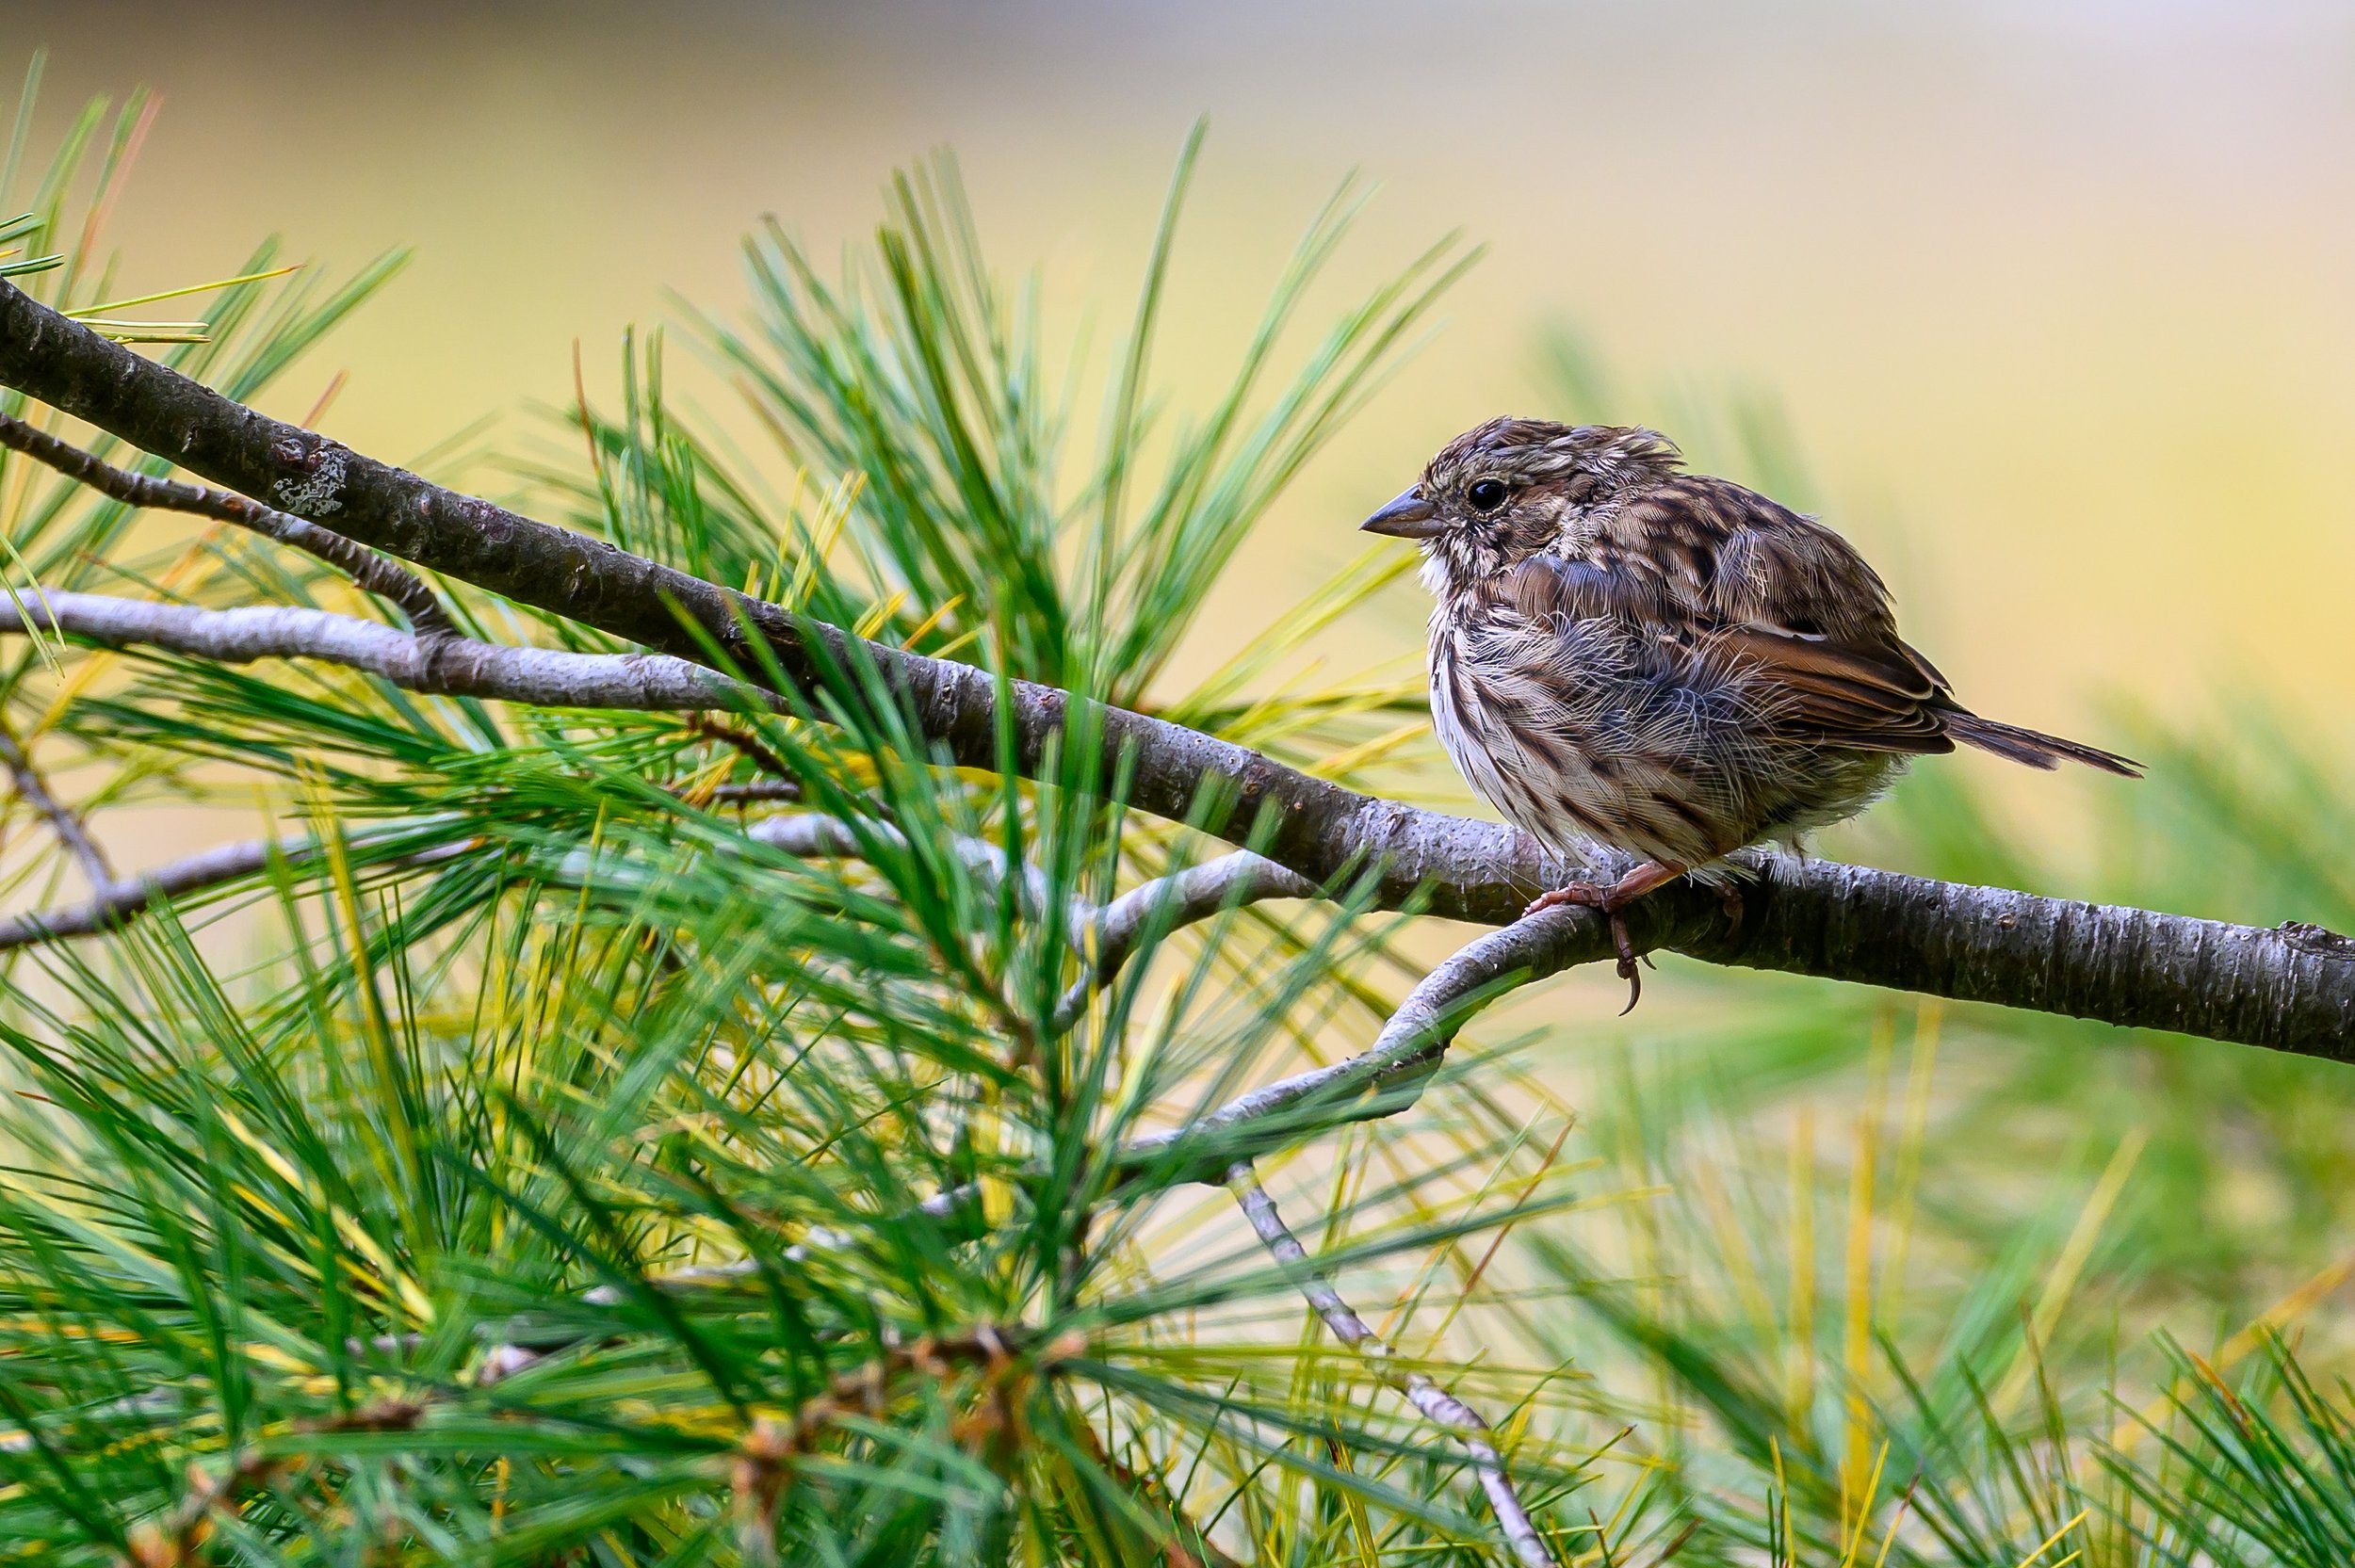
0 590 753 711
0 409 453 633
0 825 461 947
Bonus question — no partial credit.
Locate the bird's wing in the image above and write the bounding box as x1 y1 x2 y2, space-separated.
1515 476 1960 756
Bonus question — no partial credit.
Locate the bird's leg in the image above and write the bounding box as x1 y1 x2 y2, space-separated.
1521 861 1685 1014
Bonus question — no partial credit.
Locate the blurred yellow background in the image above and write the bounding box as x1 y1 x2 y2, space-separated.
9 0 2353 830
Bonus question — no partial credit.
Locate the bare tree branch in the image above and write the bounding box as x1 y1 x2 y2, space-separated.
0 825 463 949
0 409 453 634
0 835 282 947
1091 852 1318 976
1 278 2348 1051
705 781 804 805
1053 850 1317 1031
1115 909 1598 1184
0 588 755 711
1227 1161 1562 1568
745 812 1064 928
0 722 114 890
0 803 1032 955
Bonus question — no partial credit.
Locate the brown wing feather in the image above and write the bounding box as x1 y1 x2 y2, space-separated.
1711 628 1955 755
1596 477 1961 755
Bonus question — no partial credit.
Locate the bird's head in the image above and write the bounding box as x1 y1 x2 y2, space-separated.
1360 417 1681 596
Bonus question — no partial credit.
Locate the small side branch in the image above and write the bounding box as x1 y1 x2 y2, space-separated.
0 410 454 634
0 827 461 950
0 588 757 712
0 723 113 890
1091 851 1318 976
1226 1162 1560 1568
1053 850 1317 1032
746 814 1060 925
1114 907 1606 1185
685 716 798 784
705 781 804 806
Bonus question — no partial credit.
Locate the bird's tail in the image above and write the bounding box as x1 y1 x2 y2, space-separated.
1945 711 2141 777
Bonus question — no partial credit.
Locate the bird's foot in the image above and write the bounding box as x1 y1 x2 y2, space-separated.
1522 880 1649 1014
1521 881 1610 919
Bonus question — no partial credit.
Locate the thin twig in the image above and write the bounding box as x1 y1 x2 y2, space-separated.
1114 907 1606 1186
0 587 755 711
0 410 454 635
749 822 1326 1042
1227 1162 1560 1567
706 780 804 805
0 826 463 950
1052 849 1317 1033
686 715 798 782
0 721 113 889
0 804 999 956
745 813 1061 926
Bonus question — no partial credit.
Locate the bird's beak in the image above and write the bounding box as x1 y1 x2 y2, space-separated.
1359 487 1443 540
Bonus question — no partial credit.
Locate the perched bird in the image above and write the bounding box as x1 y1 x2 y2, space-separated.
1362 417 2138 1009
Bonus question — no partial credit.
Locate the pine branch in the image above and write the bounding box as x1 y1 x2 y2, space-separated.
0 721 113 890
0 409 453 634
1228 1162 1562 1568
0 824 462 948
1 276 2349 1051
1054 849 1317 1031
1116 909 1598 1185
0 588 754 711
116 1398 429 1568
28 1327 1080 1562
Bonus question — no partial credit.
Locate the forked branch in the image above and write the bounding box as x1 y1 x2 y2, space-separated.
0 408 453 633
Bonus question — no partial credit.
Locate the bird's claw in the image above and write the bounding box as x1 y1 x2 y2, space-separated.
1716 883 1746 944
1522 881 1646 1013
1609 913 1642 1014
1521 881 1608 919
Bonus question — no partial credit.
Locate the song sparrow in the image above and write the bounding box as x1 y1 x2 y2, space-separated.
1364 417 2138 1009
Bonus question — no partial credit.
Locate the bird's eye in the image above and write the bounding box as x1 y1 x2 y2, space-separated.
1466 477 1510 513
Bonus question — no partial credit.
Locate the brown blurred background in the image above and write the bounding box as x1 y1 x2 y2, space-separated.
9 0 2354 800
